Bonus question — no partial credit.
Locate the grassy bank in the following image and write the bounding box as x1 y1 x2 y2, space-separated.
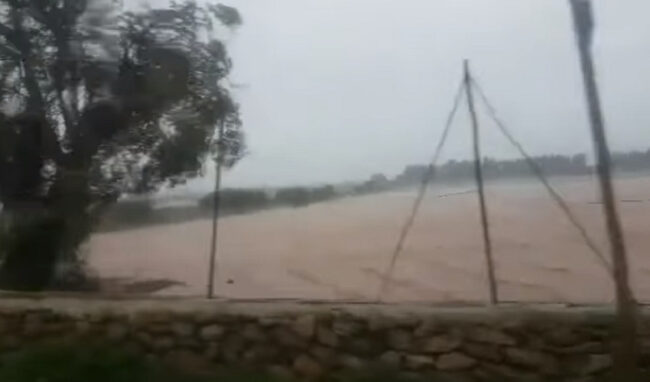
0 342 425 382
0 342 631 382
0 343 271 382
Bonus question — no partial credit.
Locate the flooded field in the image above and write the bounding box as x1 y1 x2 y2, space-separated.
88 175 650 303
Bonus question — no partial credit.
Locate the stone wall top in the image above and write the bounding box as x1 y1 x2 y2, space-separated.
0 294 639 324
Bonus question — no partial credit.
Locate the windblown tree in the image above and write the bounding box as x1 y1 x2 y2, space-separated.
0 0 244 290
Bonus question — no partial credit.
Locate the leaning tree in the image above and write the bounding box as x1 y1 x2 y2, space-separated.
0 0 245 290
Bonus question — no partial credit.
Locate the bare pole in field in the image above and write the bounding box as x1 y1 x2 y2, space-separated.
207 119 225 299
464 60 498 305
568 0 638 376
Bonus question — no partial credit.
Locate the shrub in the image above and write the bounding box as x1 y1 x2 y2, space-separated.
274 187 312 207
0 342 302 382
200 189 270 214
310 185 337 202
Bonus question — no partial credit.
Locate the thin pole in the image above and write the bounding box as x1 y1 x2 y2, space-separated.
568 0 637 374
464 60 498 305
207 119 225 299
471 77 612 274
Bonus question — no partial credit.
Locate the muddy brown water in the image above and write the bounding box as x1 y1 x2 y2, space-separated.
88 175 650 303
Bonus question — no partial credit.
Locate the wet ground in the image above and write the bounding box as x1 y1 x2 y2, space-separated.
88 175 650 303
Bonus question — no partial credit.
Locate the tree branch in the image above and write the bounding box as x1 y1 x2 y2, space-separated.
6 4 65 164
0 22 13 38
0 42 19 58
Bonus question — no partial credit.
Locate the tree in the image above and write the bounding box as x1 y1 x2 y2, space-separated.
310 185 336 202
275 187 311 208
0 0 244 290
200 189 269 214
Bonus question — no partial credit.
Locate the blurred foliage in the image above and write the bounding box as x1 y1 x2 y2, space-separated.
2 340 586 382
0 341 472 382
0 341 285 382
274 187 312 208
0 0 244 290
99 184 341 232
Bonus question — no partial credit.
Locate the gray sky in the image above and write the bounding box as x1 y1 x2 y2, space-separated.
179 0 650 190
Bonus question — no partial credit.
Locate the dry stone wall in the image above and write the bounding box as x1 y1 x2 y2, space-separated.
0 298 647 381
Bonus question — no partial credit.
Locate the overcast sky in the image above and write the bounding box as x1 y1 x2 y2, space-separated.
168 0 650 190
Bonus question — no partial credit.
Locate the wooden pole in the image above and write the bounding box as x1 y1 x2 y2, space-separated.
570 0 638 381
568 1 637 376
207 119 225 299
464 60 498 305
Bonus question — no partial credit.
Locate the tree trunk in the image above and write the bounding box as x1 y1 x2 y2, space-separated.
0 206 64 291
0 171 93 291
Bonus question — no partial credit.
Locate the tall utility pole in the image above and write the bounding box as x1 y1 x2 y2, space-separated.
464 60 498 305
207 119 225 299
568 0 638 376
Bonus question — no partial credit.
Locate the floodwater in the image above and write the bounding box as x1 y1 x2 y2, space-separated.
88 175 650 303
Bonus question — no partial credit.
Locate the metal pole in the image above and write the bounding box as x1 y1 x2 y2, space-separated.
207 119 225 299
568 0 637 375
464 60 498 305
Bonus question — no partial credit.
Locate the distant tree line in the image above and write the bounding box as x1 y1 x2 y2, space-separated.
199 185 337 211
611 149 650 173
394 154 590 187
98 149 650 231
99 185 339 231
392 150 650 188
